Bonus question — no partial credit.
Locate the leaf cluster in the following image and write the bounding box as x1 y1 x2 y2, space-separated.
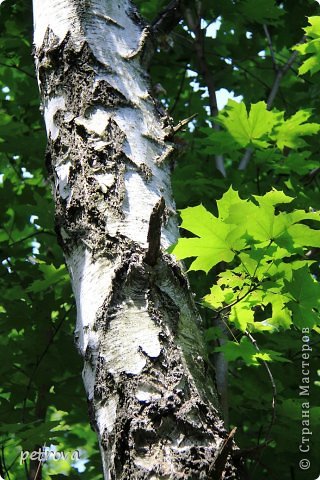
172 187 320 355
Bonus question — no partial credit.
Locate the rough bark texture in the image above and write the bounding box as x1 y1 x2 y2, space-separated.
32 1 240 478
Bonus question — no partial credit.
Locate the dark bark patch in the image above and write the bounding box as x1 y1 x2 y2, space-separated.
91 80 132 108
138 162 153 181
94 356 116 399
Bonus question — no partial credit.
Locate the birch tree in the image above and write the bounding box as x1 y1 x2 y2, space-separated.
32 0 240 478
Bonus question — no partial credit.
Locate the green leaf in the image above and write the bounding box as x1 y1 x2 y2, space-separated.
239 0 284 24
215 336 289 366
290 210 320 223
172 235 234 273
216 100 279 148
222 191 294 244
201 129 239 155
216 186 242 220
171 203 246 272
294 17 320 75
287 223 320 248
204 327 222 342
230 302 254 331
269 297 292 329
272 110 320 149
247 206 289 243
253 189 294 207
203 284 235 309
298 53 320 76
303 16 320 38
27 264 68 294
285 266 320 309
285 267 320 328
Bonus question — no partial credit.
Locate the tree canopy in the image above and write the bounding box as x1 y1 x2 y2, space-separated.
0 0 319 479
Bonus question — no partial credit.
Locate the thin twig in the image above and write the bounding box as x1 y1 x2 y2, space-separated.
8 229 55 248
303 167 320 185
220 315 240 344
33 451 42 480
5 153 22 178
2 225 14 244
1 445 11 480
0 450 5 479
169 64 188 113
263 24 278 72
216 285 256 315
7 451 23 472
245 331 277 474
167 27 310 88
171 30 273 90
24 461 29 480
21 306 73 422
0 61 36 79
267 47 301 110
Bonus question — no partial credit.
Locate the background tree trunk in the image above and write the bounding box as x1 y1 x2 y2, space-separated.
32 0 240 478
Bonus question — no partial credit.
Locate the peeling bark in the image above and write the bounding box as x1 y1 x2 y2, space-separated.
32 1 241 478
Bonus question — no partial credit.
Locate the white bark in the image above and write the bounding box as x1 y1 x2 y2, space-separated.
33 1 240 478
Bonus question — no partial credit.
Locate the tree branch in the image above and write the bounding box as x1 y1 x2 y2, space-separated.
151 0 183 37
266 48 300 110
169 63 188 113
263 24 278 72
303 167 320 185
1 446 10 480
245 331 277 475
8 229 55 248
239 35 304 171
21 307 73 423
0 61 36 79
185 8 218 115
185 6 226 176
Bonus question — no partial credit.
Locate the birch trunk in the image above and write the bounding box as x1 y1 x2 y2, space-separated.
32 1 240 478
